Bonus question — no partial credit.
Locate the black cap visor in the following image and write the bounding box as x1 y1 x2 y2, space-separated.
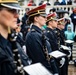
1 3 20 10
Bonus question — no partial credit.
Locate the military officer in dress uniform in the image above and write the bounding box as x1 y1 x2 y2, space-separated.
55 18 69 75
45 13 59 51
55 18 66 47
0 0 30 75
25 4 59 75
45 13 62 74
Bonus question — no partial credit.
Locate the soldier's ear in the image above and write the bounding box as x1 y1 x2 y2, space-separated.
34 16 39 22
49 21 52 24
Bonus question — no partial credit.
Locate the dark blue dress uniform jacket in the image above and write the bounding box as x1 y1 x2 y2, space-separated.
0 35 16 75
0 34 29 75
25 25 59 74
45 27 59 51
55 28 69 75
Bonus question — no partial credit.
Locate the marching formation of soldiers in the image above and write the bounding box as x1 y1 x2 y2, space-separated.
0 0 74 75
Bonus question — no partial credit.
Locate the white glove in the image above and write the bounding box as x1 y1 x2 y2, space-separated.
68 50 71 58
60 57 65 68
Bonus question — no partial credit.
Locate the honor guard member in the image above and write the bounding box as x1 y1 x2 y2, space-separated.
25 4 59 75
55 18 69 75
45 13 61 74
55 18 66 47
45 13 59 51
0 0 30 75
